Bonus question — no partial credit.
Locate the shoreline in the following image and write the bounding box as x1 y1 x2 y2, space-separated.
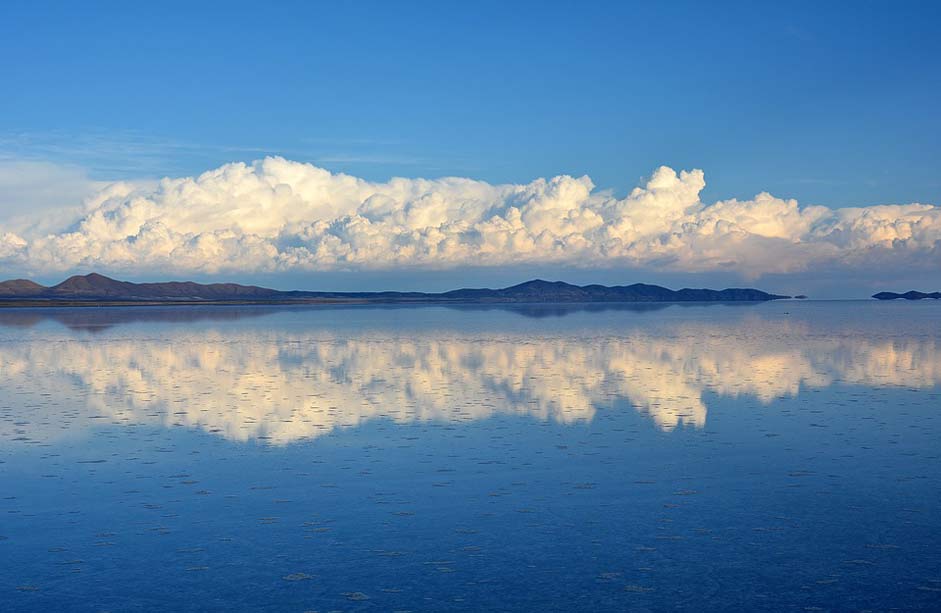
0 297 794 309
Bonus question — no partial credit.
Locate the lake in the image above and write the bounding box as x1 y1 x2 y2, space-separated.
1 301 939 611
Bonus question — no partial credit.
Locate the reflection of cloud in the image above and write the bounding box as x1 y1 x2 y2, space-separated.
1 322 939 445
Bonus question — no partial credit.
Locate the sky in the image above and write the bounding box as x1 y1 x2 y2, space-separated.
0 0 939 297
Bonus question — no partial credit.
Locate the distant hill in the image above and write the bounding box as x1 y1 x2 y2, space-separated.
0 273 790 305
873 290 941 300
437 279 787 303
0 273 280 301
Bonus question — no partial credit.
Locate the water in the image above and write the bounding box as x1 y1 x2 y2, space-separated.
1 301 939 611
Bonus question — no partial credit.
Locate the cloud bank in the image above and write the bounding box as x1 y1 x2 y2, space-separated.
1 157 939 278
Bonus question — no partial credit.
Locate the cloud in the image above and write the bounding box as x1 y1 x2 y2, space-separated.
1 156 938 278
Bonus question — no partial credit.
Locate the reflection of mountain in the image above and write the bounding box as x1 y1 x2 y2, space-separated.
0 305 279 332
444 301 761 318
0 301 761 331
2 318 940 446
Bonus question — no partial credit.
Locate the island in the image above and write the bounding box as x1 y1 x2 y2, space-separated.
0 273 791 307
872 290 941 300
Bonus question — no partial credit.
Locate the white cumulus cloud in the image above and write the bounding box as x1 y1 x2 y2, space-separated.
1 156 939 278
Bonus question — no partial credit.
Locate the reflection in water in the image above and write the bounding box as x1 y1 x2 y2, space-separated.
0 305 279 332
0 299 749 331
2 317 939 445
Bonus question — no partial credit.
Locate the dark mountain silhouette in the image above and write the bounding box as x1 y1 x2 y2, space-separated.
873 290 941 300
44 272 280 299
0 273 790 305
0 279 46 296
437 279 785 302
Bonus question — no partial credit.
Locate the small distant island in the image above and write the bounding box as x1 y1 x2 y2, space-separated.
0 273 793 307
872 290 941 301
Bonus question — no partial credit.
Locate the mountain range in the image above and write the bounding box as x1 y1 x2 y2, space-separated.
0 273 791 305
872 291 941 300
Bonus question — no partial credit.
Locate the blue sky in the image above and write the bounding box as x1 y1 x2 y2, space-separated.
0 1 939 296
3 0 939 204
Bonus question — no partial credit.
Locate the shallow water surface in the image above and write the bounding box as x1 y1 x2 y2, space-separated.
1 301 940 611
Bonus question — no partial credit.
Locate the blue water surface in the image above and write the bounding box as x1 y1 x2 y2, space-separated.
1 301 939 611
